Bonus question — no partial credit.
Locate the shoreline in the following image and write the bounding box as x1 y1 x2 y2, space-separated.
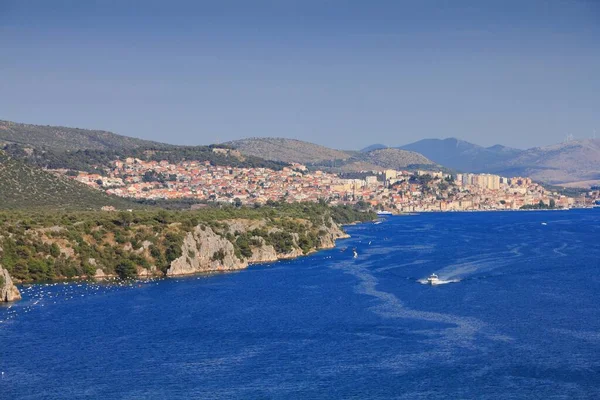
10 220 363 288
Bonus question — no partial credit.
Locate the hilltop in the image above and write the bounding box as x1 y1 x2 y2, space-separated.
0 151 139 210
356 148 435 170
0 120 160 152
225 137 440 172
223 137 352 164
399 138 521 173
397 137 600 186
491 139 600 186
359 144 388 153
0 120 288 173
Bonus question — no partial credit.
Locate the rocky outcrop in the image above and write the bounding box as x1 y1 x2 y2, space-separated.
166 218 348 277
94 268 107 279
317 217 350 249
167 225 249 276
1 264 21 302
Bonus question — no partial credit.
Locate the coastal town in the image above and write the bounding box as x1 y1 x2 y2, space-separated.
61 150 581 212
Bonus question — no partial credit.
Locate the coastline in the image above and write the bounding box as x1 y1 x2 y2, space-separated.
8 218 365 290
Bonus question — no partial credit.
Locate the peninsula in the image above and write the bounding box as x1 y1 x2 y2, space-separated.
0 203 374 299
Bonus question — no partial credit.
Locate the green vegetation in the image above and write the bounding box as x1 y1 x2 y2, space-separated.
0 151 141 211
541 184 589 198
0 120 158 152
520 200 557 210
3 143 288 174
224 137 352 164
0 203 374 282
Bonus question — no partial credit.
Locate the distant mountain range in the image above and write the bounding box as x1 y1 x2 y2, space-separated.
1 119 598 187
224 138 440 173
229 136 599 186
398 138 522 173
490 139 600 187
395 138 600 186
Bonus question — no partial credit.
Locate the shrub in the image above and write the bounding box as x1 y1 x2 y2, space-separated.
115 259 137 280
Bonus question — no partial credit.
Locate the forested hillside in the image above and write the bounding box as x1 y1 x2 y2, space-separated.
0 151 139 210
0 120 159 151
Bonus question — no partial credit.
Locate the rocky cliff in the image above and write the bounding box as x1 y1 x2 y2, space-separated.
0 204 371 282
1 264 21 302
166 217 349 276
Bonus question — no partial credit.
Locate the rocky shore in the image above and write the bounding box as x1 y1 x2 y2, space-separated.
166 217 349 276
4 216 352 299
1 264 21 302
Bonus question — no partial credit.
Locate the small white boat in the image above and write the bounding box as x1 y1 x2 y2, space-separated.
426 273 441 285
376 211 393 215
353 249 358 259
541 222 547 226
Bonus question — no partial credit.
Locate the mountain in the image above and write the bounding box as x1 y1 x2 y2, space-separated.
399 138 522 173
399 137 600 187
491 139 600 186
223 138 352 164
360 144 388 153
0 151 139 210
1 120 288 173
225 137 440 172
355 148 435 170
0 120 161 152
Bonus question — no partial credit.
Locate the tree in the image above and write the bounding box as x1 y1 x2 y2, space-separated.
143 170 157 182
49 243 61 258
115 259 137 280
549 199 556 208
116 211 133 227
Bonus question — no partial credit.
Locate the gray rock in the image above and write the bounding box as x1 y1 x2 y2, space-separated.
0 264 22 302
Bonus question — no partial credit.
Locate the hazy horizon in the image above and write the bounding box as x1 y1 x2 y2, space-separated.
1 0 599 149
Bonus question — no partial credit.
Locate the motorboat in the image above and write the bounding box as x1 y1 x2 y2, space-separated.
426 273 441 285
376 211 393 215
353 249 358 259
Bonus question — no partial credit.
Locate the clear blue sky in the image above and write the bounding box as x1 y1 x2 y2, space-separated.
1 0 599 149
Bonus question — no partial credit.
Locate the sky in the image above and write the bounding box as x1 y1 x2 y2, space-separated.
1 0 599 150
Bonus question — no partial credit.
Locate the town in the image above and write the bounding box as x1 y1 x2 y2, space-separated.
60 151 581 212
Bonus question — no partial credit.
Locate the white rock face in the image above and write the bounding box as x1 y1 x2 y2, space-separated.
0 264 22 302
94 268 106 279
167 225 249 276
166 218 349 277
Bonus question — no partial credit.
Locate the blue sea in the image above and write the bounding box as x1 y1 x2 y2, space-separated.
2 210 600 399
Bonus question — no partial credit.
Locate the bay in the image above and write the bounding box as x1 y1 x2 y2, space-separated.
1 210 599 399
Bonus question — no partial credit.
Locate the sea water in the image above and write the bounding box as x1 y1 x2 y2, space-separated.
1 210 599 399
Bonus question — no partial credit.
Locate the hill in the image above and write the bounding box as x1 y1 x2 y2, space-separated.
399 137 600 187
490 139 600 186
0 203 374 282
223 137 352 164
356 148 435 170
360 144 388 153
225 137 441 173
0 151 139 210
0 120 288 172
399 138 522 173
0 120 160 152
3 143 288 173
